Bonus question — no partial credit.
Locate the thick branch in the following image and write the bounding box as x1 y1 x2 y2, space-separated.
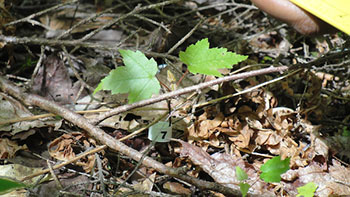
0 76 242 196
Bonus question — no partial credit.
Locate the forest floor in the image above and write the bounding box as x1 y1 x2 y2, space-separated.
1 0 350 196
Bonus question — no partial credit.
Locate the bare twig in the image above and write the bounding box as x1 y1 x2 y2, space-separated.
92 66 289 124
95 153 107 196
20 145 106 182
0 35 179 61
55 2 138 40
0 76 242 196
167 19 204 54
194 68 303 108
77 0 180 43
61 46 95 91
30 46 45 87
133 14 171 34
47 160 63 189
5 0 79 27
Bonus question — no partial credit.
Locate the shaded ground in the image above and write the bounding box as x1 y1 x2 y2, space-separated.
1 0 350 196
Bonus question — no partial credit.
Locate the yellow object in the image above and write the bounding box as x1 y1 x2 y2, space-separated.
290 0 350 35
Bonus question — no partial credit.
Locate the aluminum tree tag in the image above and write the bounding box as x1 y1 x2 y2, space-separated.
148 121 172 142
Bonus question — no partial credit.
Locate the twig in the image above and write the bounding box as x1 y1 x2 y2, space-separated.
5 0 79 27
47 160 63 189
0 107 167 126
68 0 180 54
175 2 256 19
0 35 179 61
167 19 203 54
61 46 95 91
133 14 171 34
95 153 107 196
0 76 241 196
77 0 180 43
56 3 127 40
193 68 303 108
30 46 45 87
92 65 289 124
20 145 107 182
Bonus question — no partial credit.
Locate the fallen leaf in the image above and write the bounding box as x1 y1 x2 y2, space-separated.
163 181 191 195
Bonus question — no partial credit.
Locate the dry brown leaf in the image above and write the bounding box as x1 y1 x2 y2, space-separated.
163 181 191 195
76 154 96 173
0 93 57 135
229 124 254 149
32 54 80 104
48 132 97 172
0 138 27 159
134 173 156 193
283 160 350 196
49 134 76 161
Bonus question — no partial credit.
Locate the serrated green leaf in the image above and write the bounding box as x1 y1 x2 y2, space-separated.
260 156 290 183
236 166 248 181
296 182 318 197
239 182 250 197
0 177 26 195
94 50 160 103
179 38 247 77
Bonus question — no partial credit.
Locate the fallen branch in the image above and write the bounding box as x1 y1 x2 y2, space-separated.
91 65 289 124
0 76 243 196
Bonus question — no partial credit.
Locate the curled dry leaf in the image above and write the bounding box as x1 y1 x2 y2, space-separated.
0 138 27 159
187 108 224 140
48 132 97 172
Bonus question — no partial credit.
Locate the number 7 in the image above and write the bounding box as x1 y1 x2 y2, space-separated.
160 131 167 139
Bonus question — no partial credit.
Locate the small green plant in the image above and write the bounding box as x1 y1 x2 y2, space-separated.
94 50 160 103
260 156 290 183
296 182 318 197
260 56 273 64
236 166 250 197
23 57 36 68
179 38 248 77
95 38 247 103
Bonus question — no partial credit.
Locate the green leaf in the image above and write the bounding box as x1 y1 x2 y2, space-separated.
239 182 250 197
0 177 26 195
94 50 160 103
179 38 248 77
236 166 248 181
260 156 290 183
296 182 318 197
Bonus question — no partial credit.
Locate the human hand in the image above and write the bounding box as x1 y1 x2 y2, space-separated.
251 0 337 35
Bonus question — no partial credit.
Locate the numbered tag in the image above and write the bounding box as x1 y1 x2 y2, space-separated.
148 121 172 142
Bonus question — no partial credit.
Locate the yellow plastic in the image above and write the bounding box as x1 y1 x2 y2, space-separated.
290 0 350 34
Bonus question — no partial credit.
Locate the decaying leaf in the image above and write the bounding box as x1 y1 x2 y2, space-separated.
0 93 57 135
31 54 81 105
163 181 192 195
48 132 98 172
0 138 27 159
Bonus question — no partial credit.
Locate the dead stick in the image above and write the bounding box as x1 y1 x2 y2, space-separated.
20 145 107 182
0 76 242 196
92 66 289 124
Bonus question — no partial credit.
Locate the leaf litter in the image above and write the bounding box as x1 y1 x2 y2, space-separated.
0 0 350 196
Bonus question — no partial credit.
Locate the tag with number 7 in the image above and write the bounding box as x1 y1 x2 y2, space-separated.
148 121 172 142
